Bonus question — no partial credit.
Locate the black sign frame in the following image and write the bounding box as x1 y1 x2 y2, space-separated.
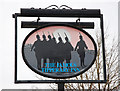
13 8 107 89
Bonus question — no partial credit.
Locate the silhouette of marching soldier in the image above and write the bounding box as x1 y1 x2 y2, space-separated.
57 33 64 68
47 32 57 66
42 32 48 68
51 33 58 66
64 33 73 68
31 34 42 70
75 33 88 67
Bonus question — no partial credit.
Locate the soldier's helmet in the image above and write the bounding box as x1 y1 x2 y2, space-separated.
58 37 62 42
42 34 46 39
36 34 40 39
48 35 51 39
79 35 83 39
65 37 69 42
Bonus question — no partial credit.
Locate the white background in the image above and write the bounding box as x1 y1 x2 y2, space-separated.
0 0 119 90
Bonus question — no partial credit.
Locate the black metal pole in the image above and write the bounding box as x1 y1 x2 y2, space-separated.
14 14 18 83
100 14 106 81
58 83 64 91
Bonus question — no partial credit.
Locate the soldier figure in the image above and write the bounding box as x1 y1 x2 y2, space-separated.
47 33 55 65
64 34 73 69
51 33 58 66
75 33 88 67
57 34 64 68
42 33 48 68
31 34 42 70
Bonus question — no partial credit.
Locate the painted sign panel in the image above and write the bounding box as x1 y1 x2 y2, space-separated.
22 24 97 78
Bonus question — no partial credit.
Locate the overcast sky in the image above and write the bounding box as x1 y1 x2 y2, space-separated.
0 0 119 90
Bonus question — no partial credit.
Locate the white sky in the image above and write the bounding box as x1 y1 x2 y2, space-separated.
0 0 119 90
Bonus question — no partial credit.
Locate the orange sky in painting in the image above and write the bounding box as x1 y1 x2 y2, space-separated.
25 26 95 50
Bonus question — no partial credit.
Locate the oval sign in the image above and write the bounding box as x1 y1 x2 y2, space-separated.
22 24 97 79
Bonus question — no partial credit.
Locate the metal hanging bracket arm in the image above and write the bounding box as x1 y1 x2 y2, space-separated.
12 8 101 18
21 21 94 29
